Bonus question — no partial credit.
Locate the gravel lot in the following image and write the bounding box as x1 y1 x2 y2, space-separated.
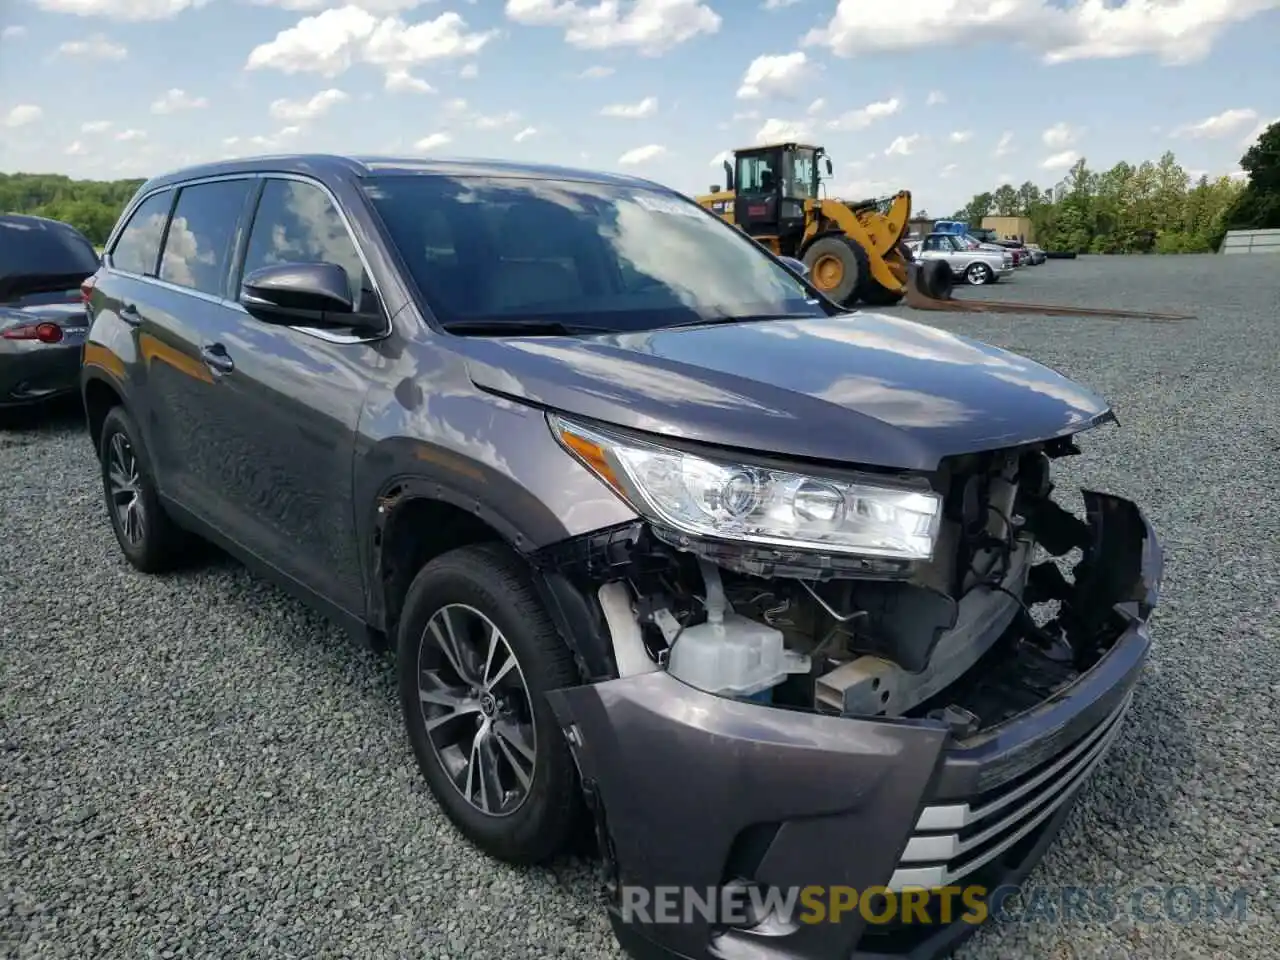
3 254 1278 959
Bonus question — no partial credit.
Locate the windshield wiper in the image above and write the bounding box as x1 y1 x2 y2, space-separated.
666 313 819 328
440 318 616 336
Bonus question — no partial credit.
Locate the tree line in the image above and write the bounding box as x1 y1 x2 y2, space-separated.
949 121 1280 254
3 122 1279 254
0 172 144 246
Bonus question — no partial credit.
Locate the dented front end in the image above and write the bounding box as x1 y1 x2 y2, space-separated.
531 436 1163 960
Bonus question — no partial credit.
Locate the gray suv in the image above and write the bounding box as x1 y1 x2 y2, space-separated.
81 155 1163 960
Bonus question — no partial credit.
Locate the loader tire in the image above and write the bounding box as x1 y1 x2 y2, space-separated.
919 260 955 300
857 243 910 306
803 236 867 305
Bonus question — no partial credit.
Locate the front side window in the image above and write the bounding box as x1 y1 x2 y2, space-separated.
361 174 831 334
159 179 254 296
241 179 373 311
110 190 173 277
790 149 817 199
735 154 777 195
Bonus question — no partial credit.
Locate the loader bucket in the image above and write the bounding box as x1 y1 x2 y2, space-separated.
904 261 1195 322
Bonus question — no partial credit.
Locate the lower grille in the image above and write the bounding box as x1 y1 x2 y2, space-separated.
888 692 1131 890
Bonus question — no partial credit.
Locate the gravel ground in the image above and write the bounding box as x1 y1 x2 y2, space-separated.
3 254 1278 959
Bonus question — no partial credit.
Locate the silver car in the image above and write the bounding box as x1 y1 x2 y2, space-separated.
914 232 1013 285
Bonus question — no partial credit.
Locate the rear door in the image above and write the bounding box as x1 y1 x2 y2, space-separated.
130 177 258 522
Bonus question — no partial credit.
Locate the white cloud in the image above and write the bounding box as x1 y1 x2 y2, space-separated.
4 105 43 128
473 111 520 129
710 150 730 167
415 132 452 151
736 51 810 99
385 69 434 93
826 97 900 132
1041 149 1079 170
885 134 922 156
514 126 537 142
807 98 825 115
506 0 721 55
997 172 1014 184
459 62 478 78
150 88 208 113
1173 107 1258 139
755 117 810 143
115 128 146 141
31 0 208 20
1041 121 1081 147
804 0 1280 66
941 163 957 178
618 144 667 165
2 25 27 38
948 130 972 144
578 65 614 78
268 88 349 121
993 131 1015 157
762 0 800 8
57 34 128 58
601 96 658 118
926 90 946 105
81 120 112 133
246 7 496 76
1242 116 1278 147
66 141 85 155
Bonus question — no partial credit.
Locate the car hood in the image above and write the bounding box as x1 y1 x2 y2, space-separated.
460 311 1113 471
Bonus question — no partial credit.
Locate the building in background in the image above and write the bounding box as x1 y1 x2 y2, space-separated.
982 216 1035 243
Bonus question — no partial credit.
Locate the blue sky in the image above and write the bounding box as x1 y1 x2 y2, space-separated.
1 0 1277 216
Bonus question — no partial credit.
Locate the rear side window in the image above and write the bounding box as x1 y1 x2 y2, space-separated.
241 179 371 310
0 216 100 302
109 191 173 277
159 179 254 297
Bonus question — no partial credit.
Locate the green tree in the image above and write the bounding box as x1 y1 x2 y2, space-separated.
0 172 144 244
1222 120 1280 239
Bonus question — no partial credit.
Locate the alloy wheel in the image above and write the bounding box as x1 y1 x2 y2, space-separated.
416 603 537 817
107 433 146 546
966 263 990 285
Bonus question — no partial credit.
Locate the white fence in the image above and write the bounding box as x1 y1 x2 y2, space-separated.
1219 229 1280 254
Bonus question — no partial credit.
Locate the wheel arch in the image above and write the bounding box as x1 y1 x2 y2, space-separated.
369 477 620 683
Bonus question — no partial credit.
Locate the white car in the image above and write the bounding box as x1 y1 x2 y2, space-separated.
914 233 1013 285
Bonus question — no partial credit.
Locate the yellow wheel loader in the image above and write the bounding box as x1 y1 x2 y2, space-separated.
695 142 912 307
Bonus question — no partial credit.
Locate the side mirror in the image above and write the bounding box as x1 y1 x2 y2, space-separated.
241 262 380 331
777 255 809 279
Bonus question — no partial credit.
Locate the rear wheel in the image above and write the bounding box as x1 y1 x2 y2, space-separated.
98 405 192 573
965 262 994 285
802 236 868 305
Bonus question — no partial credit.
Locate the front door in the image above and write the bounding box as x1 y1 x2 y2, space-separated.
208 176 380 615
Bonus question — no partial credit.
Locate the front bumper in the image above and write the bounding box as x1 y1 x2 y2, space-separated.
547 491 1162 960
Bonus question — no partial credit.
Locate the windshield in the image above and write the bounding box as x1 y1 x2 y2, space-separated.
361 175 830 334
790 149 817 199
0 216 99 302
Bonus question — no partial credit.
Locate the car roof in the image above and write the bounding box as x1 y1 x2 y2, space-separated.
0 212 86 232
133 153 668 196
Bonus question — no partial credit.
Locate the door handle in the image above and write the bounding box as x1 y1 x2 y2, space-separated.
119 303 141 326
200 343 234 374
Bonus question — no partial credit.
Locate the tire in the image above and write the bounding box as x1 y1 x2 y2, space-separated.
802 235 868 305
919 260 954 300
857 243 909 306
98 405 192 573
965 262 994 285
397 542 583 865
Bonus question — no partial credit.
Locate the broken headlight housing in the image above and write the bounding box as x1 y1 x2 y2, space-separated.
550 414 943 561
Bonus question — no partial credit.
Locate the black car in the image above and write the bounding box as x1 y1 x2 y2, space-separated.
80 155 1163 960
0 214 99 411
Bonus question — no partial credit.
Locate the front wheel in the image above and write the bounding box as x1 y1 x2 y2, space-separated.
803 236 868 304
965 262 994 285
397 542 583 865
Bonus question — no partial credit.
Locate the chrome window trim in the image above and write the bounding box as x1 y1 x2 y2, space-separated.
102 170 392 346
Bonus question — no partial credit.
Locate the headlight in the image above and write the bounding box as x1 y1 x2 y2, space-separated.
550 415 943 561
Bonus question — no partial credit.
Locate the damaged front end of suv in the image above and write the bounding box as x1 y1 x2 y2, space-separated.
530 411 1162 960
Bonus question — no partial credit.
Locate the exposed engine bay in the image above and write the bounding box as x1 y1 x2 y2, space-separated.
535 435 1153 738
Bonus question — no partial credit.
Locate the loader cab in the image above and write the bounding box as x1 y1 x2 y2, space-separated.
730 143 831 250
